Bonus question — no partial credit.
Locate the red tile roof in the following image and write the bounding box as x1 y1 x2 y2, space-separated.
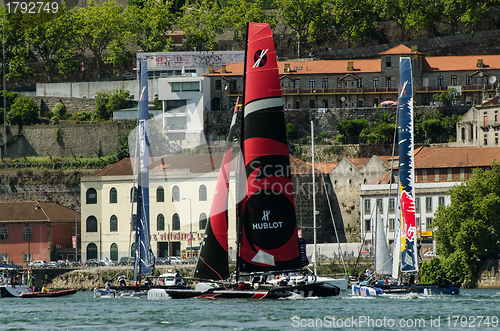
0 202 79 223
206 59 382 76
423 55 500 72
307 161 338 173
414 146 500 168
379 44 414 55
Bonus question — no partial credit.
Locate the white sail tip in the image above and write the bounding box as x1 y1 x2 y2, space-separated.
251 250 275 266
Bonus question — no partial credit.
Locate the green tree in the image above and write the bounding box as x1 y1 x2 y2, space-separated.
7 96 39 126
221 0 274 48
421 118 442 142
319 0 377 48
433 87 461 106
433 163 500 285
278 0 323 58
336 119 367 143
125 0 175 52
420 258 444 284
73 0 128 80
24 4 77 82
176 0 223 51
95 88 131 119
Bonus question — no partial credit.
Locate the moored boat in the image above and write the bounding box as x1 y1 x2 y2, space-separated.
19 289 77 298
0 285 31 298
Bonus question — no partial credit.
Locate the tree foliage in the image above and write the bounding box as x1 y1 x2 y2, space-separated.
336 119 368 143
433 163 500 285
95 88 132 119
433 87 462 106
7 95 39 126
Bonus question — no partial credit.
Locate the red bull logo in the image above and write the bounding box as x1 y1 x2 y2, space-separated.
400 191 416 241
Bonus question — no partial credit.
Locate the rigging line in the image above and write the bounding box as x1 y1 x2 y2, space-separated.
352 205 377 277
197 256 229 290
316 158 348 276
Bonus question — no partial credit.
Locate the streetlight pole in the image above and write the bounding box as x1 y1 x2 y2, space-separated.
182 198 192 258
75 202 78 263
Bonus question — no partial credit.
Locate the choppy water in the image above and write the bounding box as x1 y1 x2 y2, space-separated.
1 289 499 330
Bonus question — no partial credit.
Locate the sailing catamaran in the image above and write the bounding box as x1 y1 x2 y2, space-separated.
187 22 340 299
352 57 459 296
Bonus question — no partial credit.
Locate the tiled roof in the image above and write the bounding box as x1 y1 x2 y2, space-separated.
423 55 500 72
347 158 371 170
414 146 500 168
205 59 382 76
308 161 338 173
378 44 414 55
0 202 79 223
94 154 315 176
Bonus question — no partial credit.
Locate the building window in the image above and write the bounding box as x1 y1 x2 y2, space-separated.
86 188 97 204
86 216 98 233
157 214 165 231
415 197 420 213
484 134 488 145
337 78 343 88
1 253 8 262
87 243 98 260
24 227 32 240
172 186 180 202
199 185 207 201
215 80 221 90
365 219 371 232
496 133 499 145
373 77 379 88
294 79 300 89
199 213 207 230
157 186 165 203
447 168 453 181
109 188 117 204
110 215 118 232
386 57 392 67
426 217 433 229
376 198 383 213
389 218 395 231
385 77 391 87
130 187 138 203
422 169 428 181
171 82 181 92
425 197 432 212
389 198 395 212
438 196 445 206
322 78 328 88
182 81 200 91
451 75 457 86
172 213 180 231
131 214 137 231
0 228 7 240
466 75 471 85
364 199 370 213
357 78 364 88
309 79 315 89
460 168 465 180
110 243 118 261
435 169 440 181
23 253 32 262
438 76 443 87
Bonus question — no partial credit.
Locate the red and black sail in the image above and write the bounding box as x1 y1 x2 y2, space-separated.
238 22 307 273
193 100 240 280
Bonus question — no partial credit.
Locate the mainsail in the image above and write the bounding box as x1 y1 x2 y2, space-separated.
133 61 152 281
394 57 418 274
193 98 240 281
238 22 307 272
374 206 392 275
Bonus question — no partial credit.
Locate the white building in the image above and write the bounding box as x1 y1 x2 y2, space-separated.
80 155 238 262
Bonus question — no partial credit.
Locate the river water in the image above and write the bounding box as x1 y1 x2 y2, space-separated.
1 289 499 330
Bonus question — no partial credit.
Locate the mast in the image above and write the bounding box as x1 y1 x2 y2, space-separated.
133 61 152 282
311 120 317 276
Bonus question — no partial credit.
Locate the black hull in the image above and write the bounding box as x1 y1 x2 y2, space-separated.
111 285 190 292
19 289 77 298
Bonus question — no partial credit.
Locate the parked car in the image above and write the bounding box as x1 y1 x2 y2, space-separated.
168 256 183 265
28 260 47 268
423 251 437 257
155 257 169 265
46 261 60 268
119 257 134 266
186 257 197 264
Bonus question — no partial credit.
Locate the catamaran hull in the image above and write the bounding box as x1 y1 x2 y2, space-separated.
352 285 384 296
424 286 460 295
0 285 30 298
20 289 77 298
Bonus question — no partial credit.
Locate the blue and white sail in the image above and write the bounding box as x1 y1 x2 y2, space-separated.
134 61 152 281
394 57 418 274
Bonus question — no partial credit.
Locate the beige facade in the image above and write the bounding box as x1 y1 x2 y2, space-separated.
80 167 238 262
455 99 500 147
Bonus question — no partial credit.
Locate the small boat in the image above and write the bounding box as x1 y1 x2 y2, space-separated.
94 287 117 298
351 284 384 296
424 286 460 295
0 285 31 298
19 289 77 298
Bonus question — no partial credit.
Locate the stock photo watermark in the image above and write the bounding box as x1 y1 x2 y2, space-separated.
291 315 499 328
